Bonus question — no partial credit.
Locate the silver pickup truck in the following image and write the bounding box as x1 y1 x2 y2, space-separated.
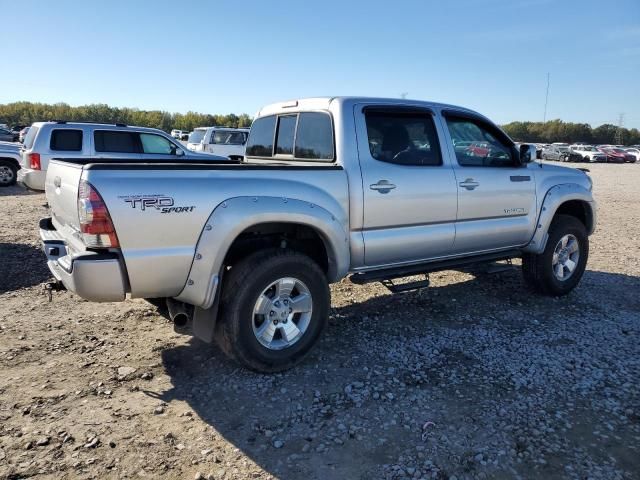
40 97 596 372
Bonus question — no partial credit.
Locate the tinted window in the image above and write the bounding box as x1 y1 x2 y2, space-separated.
294 113 334 160
94 131 139 153
445 117 513 167
50 129 83 151
140 133 176 154
365 110 442 166
246 116 276 157
275 116 296 155
211 131 247 145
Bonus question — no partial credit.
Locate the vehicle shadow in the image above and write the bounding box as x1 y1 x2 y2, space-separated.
0 243 51 294
0 185 42 197
154 268 640 479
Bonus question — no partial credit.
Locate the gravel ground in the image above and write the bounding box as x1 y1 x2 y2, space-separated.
0 162 639 480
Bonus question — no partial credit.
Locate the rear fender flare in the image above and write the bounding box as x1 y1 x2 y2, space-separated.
175 196 349 309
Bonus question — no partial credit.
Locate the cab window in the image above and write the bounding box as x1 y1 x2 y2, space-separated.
445 117 514 167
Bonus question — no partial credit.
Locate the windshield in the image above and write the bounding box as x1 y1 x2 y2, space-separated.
612 148 626 153
188 129 206 144
558 146 570 152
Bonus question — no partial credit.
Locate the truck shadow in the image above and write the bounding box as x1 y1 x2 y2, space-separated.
0 243 51 294
154 268 639 479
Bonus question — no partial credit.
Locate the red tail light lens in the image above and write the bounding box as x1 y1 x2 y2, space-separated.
29 153 41 170
78 180 119 248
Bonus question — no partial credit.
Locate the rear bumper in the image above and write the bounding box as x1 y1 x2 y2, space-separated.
39 217 127 302
18 168 46 191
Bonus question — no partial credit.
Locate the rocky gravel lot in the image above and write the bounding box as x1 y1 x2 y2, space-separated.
1 162 639 480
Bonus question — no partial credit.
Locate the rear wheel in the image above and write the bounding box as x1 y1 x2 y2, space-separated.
0 160 17 187
522 214 588 296
216 249 330 372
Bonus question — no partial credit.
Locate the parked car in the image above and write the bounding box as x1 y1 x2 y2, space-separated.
600 147 636 163
569 145 607 163
0 127 18 142
542 143 581 162
186 127 250 160
0 142 21 186
40 96 596 372
18 121 228 191
170 129 183 139
19 127 29 143
11 125 27 133
623 148 640 162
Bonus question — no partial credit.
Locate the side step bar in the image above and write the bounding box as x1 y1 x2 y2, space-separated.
350 249 521 286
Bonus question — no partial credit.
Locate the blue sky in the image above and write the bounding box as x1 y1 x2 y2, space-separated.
2 0 639 127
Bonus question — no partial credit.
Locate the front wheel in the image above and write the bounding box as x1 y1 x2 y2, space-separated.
216 249 330 372
522 214 588 296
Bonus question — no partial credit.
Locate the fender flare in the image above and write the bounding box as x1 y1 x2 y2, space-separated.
174 196 350 309
523 183 596 254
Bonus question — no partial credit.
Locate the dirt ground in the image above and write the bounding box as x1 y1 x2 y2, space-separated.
0 162 639 480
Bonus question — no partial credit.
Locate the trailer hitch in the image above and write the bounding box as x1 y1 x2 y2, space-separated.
43 280 65 302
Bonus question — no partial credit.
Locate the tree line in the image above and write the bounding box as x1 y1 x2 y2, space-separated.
0 102 252 132
2 102 639 145
501 119 640 146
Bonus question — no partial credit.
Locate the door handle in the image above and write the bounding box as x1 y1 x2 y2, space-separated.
459 178 479 190
370 180 396 194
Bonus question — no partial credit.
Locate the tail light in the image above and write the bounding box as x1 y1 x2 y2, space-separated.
78 180 119 248
29 153 41 170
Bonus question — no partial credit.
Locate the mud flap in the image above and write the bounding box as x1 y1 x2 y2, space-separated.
192 302 220 343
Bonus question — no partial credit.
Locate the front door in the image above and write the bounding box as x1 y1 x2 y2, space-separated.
356 105 458 267
442 114 537 254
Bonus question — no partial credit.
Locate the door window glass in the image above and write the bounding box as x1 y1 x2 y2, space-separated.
50 129 83 151
445 117 513 167
94 131 139 153
365 110 442 166
140 133 176 154
294 112 334 160
246 116 276 157
275 115 297 155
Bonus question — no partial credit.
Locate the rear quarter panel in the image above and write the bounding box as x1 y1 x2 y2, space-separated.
84 166 349 298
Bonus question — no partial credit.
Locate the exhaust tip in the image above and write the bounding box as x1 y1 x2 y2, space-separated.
172 312 189 328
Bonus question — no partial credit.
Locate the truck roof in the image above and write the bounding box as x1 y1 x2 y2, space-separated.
256 96 482 118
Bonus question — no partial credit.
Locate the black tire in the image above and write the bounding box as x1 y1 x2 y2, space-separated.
216 249 330 372
522 214 588 296
0 160 17 187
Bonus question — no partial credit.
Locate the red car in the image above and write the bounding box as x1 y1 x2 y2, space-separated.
601 148 635 163
466 141 491 157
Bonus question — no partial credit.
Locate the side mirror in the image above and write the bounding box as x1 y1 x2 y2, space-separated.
175 148 185 157
518 144 536 165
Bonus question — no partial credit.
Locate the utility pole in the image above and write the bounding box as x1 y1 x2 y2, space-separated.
615 113 625 145
543 73 550 123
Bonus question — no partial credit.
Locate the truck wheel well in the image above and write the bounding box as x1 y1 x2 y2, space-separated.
223 222 329 274
554 200 592 231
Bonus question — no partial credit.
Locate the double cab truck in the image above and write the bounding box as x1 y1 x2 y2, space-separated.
40 97 596 372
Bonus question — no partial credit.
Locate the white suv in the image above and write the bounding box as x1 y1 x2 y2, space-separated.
19 122 225 191
186 127 249 160
569 145 607 163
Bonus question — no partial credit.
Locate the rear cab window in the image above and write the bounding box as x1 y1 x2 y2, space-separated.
246 112 334 161
94 131 139 153
50 129 83 151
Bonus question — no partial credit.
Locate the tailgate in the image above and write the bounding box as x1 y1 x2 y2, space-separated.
45 160 83 231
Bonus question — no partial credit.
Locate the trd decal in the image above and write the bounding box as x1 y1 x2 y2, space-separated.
119 195 195 214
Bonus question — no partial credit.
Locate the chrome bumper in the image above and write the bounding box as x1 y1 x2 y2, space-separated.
39 218 127 302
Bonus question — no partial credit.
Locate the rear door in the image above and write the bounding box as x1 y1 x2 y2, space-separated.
356 105 458 267
93 130 142 160
441 112 537 254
